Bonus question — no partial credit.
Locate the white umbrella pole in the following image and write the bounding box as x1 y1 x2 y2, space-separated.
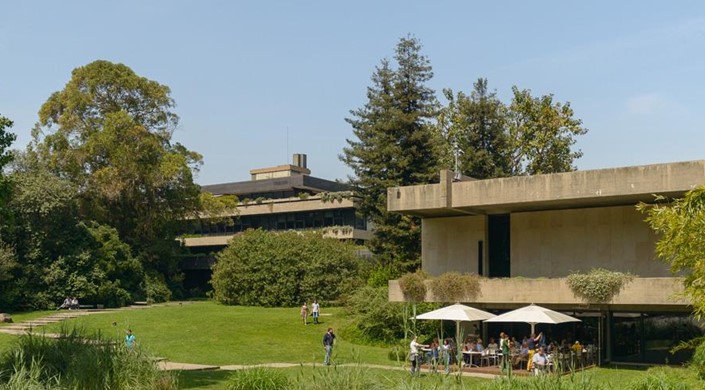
531 322 536 336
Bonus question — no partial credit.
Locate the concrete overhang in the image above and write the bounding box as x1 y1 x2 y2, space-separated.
388 160 705 217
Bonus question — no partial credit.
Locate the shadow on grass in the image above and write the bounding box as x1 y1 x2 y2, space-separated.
177 370 231 389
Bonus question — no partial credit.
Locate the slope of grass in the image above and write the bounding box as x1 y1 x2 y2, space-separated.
43 301 394 366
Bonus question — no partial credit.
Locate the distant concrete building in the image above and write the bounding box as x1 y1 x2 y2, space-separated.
180 154 371 293
387 160 705 364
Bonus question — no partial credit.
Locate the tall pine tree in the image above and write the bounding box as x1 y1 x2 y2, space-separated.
341 36 439 272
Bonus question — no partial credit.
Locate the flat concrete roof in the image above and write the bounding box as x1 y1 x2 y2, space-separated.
202 175 348 197
389 159 705 217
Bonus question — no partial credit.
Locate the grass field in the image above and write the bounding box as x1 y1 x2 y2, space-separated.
41 301 393 366
0 301 694 389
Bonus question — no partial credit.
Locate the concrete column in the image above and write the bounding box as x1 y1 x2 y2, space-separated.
439 170 453 208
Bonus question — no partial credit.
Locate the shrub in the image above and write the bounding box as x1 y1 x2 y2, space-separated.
692 338 705 380
226 367 288 390
342 285 439 345
145 273 172 304
212 229 362 307
0 326 175 389
366 264 400 288
566 268 634 304
398 270 428 302
429 272 482 302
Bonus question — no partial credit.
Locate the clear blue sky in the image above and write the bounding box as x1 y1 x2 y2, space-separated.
2 1 704 185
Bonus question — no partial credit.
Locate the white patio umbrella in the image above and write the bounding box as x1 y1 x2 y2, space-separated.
484 304 581 335
415 303 496 344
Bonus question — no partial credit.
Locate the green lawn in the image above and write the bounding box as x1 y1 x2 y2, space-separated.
41 301 393 366
0 302 695 390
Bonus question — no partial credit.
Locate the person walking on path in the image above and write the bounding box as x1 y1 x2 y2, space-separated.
311 300 320 324
409 335 428 376
301 303 309 325
323 328 336 365
125 329 136 349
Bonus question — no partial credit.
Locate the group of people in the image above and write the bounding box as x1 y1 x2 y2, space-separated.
300 300 321 325
58 296 80 310
406 330 587 376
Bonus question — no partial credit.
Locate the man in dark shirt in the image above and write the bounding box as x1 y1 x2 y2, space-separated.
323 328 336 365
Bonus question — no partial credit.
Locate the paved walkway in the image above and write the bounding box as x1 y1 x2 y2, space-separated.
0 306 498 379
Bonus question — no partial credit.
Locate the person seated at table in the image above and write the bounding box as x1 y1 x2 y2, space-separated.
487 337 498 352
572 340 583 354
475 338 484 352
513 340 530 368
532 346 549 375
462 340 476 366
547 341 559 354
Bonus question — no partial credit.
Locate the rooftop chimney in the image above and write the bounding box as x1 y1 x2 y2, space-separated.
293 153 307 169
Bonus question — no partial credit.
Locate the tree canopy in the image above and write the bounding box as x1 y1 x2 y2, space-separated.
436 79 588 179
0 114 16 228
341 36 440 272
29 60 202 276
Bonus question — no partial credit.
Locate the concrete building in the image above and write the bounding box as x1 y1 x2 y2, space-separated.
180 154 371 292
387 159 705 364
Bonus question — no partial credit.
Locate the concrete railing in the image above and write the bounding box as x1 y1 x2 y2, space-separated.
389 277 689 311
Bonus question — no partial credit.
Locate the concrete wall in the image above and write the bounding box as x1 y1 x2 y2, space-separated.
388 277 688 310
511 206 666 277
422 215 486 276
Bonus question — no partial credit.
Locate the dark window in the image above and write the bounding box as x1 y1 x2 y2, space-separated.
488 214 510 277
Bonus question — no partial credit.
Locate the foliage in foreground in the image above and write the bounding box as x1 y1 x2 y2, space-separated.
0 327 175 390
212 229 362 307
638 186 705 320
226 367 288 390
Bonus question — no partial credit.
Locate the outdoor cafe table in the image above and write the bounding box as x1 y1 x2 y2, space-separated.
462 351 482 367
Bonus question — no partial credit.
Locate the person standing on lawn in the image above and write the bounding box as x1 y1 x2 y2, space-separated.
301 302 308 325
125 329 136 349
409 335 428 375
311 300 320 324
323 328 336 365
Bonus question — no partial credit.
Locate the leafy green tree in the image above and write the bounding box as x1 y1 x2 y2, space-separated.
436 79 510 179
638 186 705 319
507 87 588 175
436 81 587 179
29 60 202 277
0 114 16 232
6 169 144 309
341 36 440 272
211 229 361 307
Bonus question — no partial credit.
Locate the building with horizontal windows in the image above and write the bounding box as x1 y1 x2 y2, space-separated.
180 154 371 292
387 160 705 364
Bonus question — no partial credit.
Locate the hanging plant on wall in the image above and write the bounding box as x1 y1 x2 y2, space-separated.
430 272 482 302
566 268 634 304
398 270 428 302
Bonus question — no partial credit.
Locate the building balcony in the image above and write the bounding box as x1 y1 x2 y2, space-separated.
180 228 371 248
388 277 689 312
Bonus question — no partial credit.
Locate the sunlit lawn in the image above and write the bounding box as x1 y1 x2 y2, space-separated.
0 302 693 389
42 301 393 366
